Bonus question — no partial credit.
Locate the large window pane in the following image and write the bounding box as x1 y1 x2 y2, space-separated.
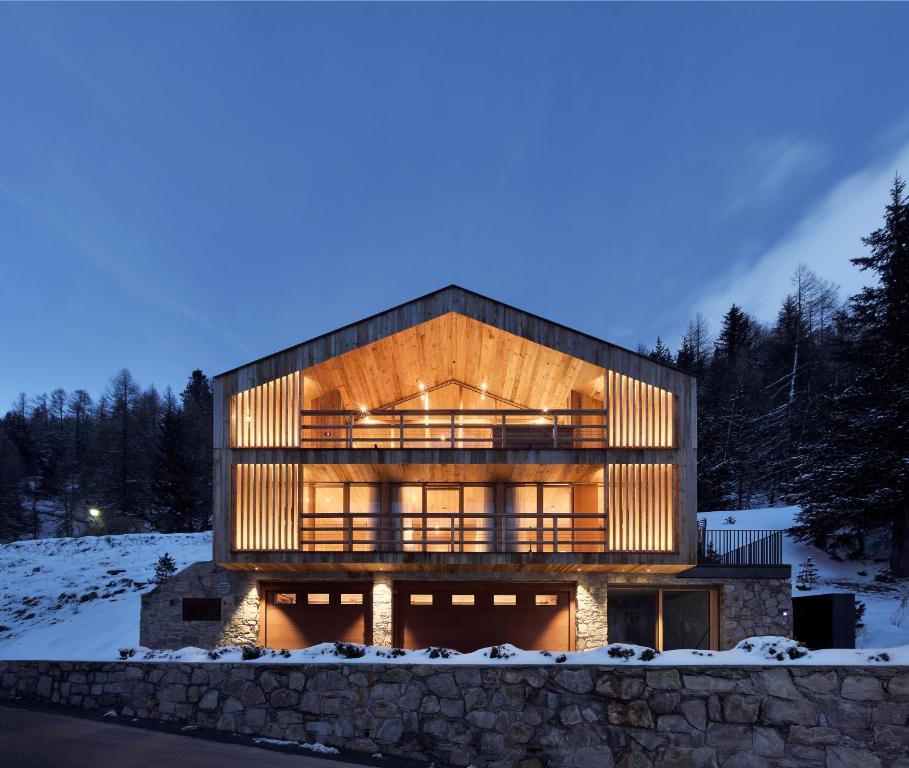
662 591 711 650
463 486 494 552
572 484 605 553
607 589 658 648
301 484 344 552
393 485 423 552
426 487 459 552
506 486 537 552
542 486 570 552
349 485 379 552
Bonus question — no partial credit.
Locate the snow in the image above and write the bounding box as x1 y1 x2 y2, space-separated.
0 532 209 660
700 506 909 649
100 636 907 666
1 507 908 663
253 738 340 754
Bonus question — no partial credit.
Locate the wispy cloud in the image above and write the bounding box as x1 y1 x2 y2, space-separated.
722 135 830 218
696 137 909 326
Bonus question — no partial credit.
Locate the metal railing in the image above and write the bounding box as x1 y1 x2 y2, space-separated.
299 408 608 450
295 510 612 553
696 524 784 566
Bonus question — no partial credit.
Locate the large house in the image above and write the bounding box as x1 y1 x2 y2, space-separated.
141 286 791 652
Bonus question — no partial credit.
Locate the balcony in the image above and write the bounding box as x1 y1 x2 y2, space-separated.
299 408 608 450
696 525 784 566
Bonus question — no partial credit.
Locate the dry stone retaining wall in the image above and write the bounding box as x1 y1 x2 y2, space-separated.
2 660 906 768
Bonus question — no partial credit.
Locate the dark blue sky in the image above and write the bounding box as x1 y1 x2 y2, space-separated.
2 3 908 407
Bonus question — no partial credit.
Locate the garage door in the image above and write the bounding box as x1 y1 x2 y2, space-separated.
263 582 371 649
394 582 574 652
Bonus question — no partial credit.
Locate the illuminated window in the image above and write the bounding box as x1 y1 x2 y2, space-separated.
493 594 516 606
451 594 475 606
340 593 363 605
307 593 330 605
410 594 433 606
535 594 558 606
273 593 297 605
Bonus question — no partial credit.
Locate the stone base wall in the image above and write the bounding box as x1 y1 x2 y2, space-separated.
3 660 907 768
140 563 791 652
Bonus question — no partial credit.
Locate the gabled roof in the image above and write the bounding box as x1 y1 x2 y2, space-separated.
215 284 689 380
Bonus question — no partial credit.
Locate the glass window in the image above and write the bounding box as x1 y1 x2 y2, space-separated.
607 589 658 647
393 485 423 553
307 593 330 605
506 486 537 552
350 485 379 552
535 594 558 606
301 484 344 552
462 486 494 553
426 487 459 552
340 593 363 605
662 591 711 650
493 594 516 606
542 486 570 552
572 484 605 553
273 593 297 605
451 594 475 606
410 594 433 606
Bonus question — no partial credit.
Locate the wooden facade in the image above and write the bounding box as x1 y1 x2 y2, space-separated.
212 285 697 571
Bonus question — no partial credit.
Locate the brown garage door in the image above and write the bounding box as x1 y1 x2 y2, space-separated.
263 582 371 649
394 581 574 652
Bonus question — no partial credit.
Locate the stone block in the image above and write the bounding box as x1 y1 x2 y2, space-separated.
842 675 884 702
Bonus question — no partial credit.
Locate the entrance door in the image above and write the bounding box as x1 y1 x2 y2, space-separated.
394 581 574 652
263 582 371 649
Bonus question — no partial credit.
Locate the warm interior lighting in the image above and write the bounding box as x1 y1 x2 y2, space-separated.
451 594 475 606
340 593 363 605
535 594 558 606
410 594 433 606
273 593 296 604
307 593 330 605
493 594 516 606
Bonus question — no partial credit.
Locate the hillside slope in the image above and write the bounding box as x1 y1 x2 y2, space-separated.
0 532 209 660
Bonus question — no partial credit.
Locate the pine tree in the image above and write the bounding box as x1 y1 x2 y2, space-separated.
649 337 674 365
790 176 909 572
153 552 178 584
796 557 819 590
152 391 195 532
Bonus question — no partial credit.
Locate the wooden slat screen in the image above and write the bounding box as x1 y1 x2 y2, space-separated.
230 372 302 448
232 464 300 551
607 463 676 552
607 371 675 448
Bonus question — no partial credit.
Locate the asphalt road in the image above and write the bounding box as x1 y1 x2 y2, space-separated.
0 704 384 768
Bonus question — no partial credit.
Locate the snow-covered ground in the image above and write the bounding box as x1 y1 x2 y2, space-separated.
700 506 909 649
1 507 907 662
0 532 209 660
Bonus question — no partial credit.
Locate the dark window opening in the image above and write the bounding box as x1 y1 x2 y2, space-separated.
662 591 711 650
182 597 221 622
607 589 658 647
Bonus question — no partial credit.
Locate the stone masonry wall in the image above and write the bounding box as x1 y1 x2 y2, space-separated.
140 563 791 652
2 660 907 768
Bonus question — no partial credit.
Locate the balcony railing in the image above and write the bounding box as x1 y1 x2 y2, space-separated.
296 511 614 554
299 408 608 450
696 524 784 566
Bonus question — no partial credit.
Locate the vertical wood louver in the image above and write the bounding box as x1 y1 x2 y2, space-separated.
232 464 300 551
230 371 302 448
607 464 677 552
606 371 675 448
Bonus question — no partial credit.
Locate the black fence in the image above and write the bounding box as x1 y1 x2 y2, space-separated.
697 523 784 566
